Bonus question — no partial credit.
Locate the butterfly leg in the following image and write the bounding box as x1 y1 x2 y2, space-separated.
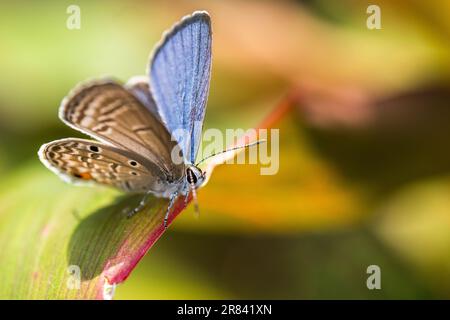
163 192 178 229
127 191 153 218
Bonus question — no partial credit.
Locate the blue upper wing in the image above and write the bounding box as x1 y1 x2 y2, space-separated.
149 11 212 164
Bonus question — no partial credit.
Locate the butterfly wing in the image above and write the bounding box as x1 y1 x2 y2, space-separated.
59 79 184 179
125 75 160 119
149 11 212 164
39 138 179 195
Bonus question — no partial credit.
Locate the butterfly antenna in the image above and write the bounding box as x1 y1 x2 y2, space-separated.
195 139 266 166
187 169 200 219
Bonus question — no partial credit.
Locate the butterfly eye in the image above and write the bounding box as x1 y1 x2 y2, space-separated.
89 145 100 153
186 169 198 184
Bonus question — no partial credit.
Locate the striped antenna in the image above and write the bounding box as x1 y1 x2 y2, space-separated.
195 139 266 166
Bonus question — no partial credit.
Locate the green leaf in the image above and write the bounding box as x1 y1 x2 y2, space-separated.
0 91 285 300
0 164 187 299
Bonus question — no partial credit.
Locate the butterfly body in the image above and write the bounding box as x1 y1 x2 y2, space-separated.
39 11 212 227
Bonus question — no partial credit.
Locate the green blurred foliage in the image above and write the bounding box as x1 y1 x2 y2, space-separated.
0 0 449 299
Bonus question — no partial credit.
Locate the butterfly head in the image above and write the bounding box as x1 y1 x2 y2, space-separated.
185 165 205 189
185 165 205 219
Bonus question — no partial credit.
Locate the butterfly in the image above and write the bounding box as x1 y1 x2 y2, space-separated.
39 11 261 228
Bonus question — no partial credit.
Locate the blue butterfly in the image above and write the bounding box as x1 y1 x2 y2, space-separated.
39 11 258 228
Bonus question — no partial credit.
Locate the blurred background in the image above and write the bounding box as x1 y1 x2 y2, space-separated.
0 0 449 299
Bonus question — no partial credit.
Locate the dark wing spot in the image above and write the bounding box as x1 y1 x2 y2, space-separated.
129 160 138 166
131 171 138 176
48 152 55 158
51 146 61 152
89 145 100 153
